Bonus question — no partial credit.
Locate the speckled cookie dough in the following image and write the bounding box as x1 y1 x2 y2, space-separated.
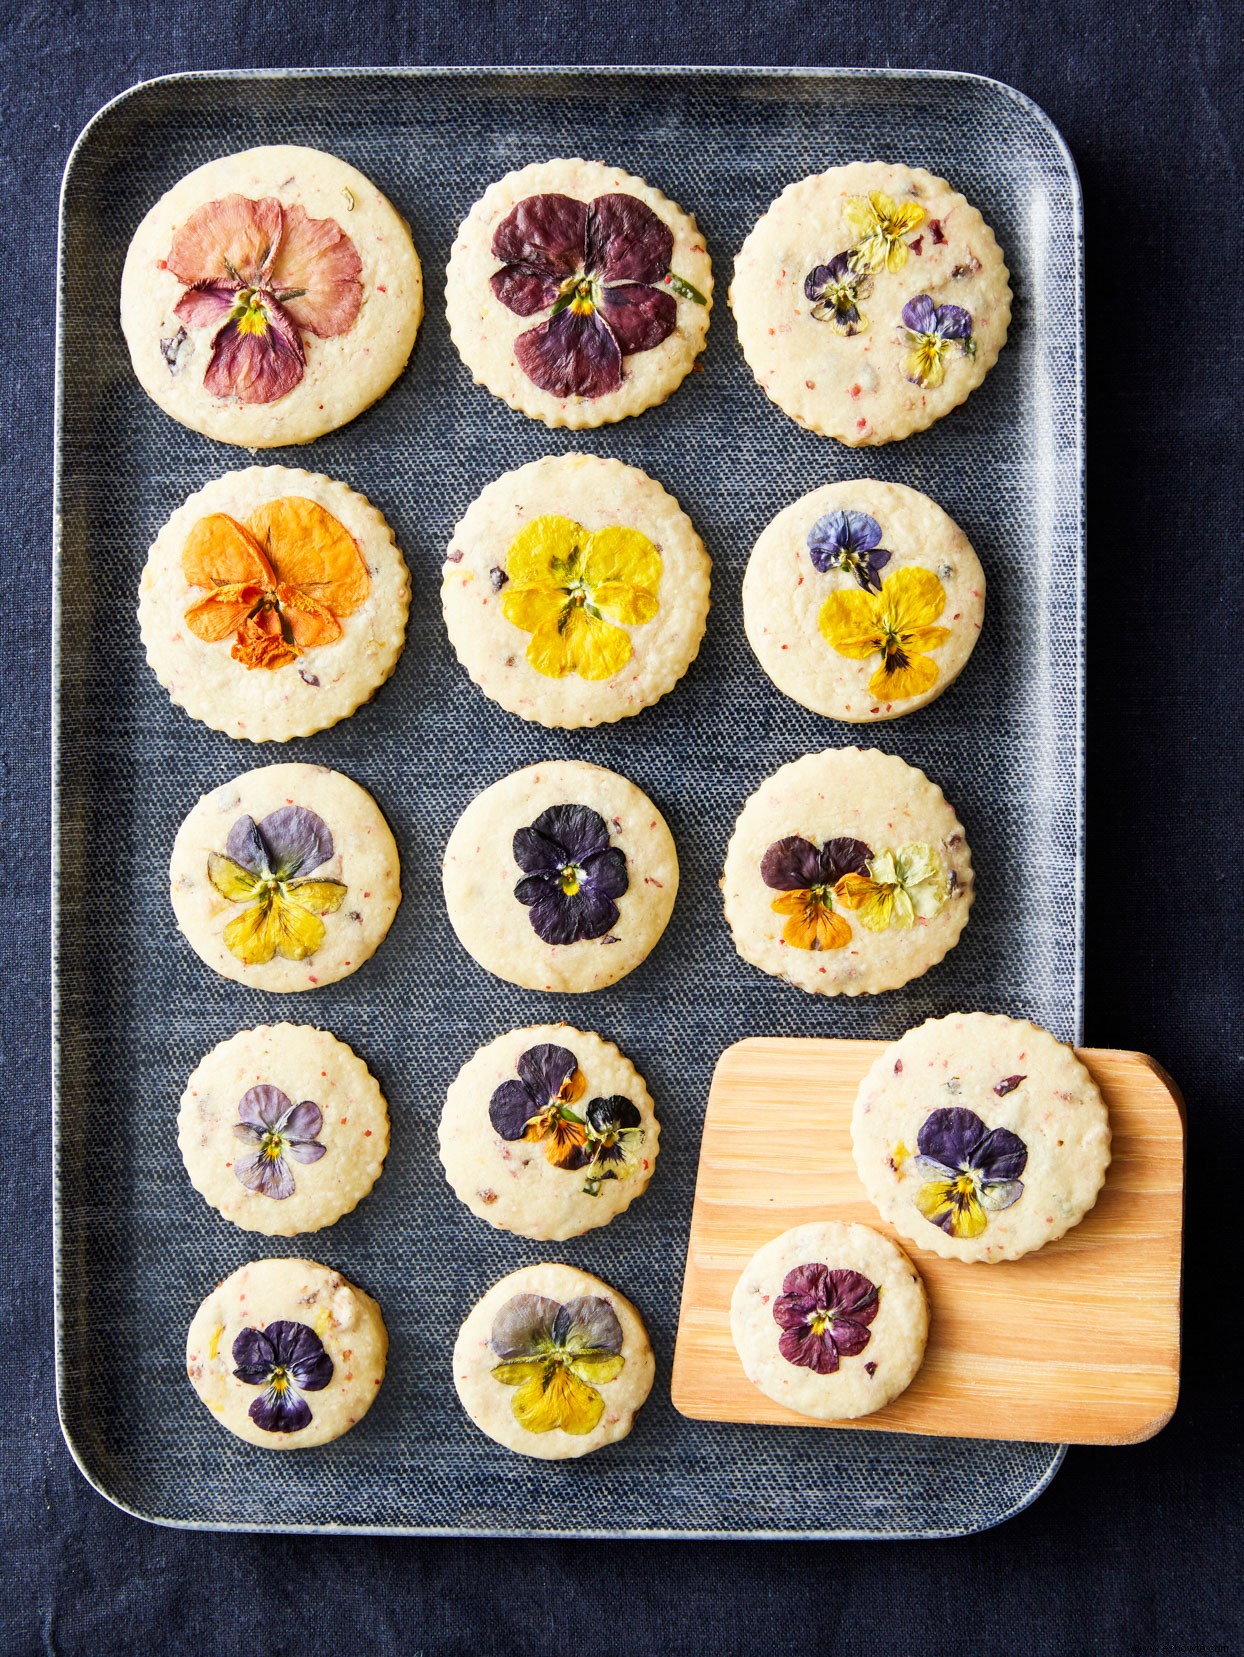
121 145 423 446
453 1262 654 1459
442 760 678 993
731 1221 928 1420
438 1024 659 1240
721 747 972 996
743 478 984 722
139 466 409 742
186 1257 388 1448
445 158 712 428
852 1012 1111 1263
441 453 711 728
177 1023 389 1236
730 162 1010 444
170 762 401 992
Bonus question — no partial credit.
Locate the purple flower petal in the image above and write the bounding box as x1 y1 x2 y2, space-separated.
584 193 673 285
554 1295 624 1355
779 1262 830 1303
803 264 834 302
231 1326 276 1383
979 1178 1025 1213
489 1078 538 1140
490 263 562 317
281 1099 324 1141
173 279 239 329
203 297 305 405
491 193 588 279
970 1125 1028 1184
761 837 826 891
772 1291 821 1332
822 1268 879 1325
829 1318 873 1359
513 307 622 399
819 837 873 884
994 1074 1026 1097
778 1325 840 1373
249 1390 313 1433
901 293 938 334
514 804 612 872
490 1293 563 1359
224 814 269 873
580 845 629 900
585 1095 641 1135
238 1083 292 1131
234 1150 295 1199
516 1043 580 1105
595 282 676 356
917 1106 988 1170
266 1320 333 1390
284 1139 327 1165
254 804 334 879
933 303 973 340
520 882 621 946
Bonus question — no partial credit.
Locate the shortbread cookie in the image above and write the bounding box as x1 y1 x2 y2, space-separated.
731 1221 928 1420
446 158 712 428
186 1257 387 1448
439 1024 659 1239
453 1263 654 1459
443 761 678 992
743 479 984 721
731 162 1010 443
441 454 710 727
121 145 422 446
178 1023 389 1236
139 466 410 742
170 763 401 991
852 1013 1111 1263
722 748 972 995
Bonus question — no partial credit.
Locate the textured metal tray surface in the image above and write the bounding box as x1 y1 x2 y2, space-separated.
54 67 1082 1537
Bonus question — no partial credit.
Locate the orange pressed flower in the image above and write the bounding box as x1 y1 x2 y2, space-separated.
181 496 370 671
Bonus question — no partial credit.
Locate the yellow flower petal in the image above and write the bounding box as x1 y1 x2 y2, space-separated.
906 338 949 388
502 584 569 634
581 524 662 598
833 873 894 932
770 890 852 951
282 878 347 916
819 587 882 657
869 651 940 701
589 583 659 626
207 854 264 903
510 1362 605 1435
222 897 281 965
525 606 632 682
567 1351 626 1385
915 1178 988 1239
505 515 585 587
268 892 327 961
883 566 947 633
490 1358 545 1387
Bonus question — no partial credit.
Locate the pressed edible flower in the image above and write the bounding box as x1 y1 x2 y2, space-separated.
912 1106 1027 1239
232 1084 326 1200
760 835 872 951
501 514 660 681
579 1095 644 1196
844 192 926 274
489 1043 590 1169
166 194 362 403
207 804 347 965
512 804 628 946
489 1293 625 1434
772 1263 879 1373
901 293 975 388
803 251 872 334
232 1319 333 1432
182 496 370 671
834 843 947 931
819 565 951 700
489 192 706 398
807 509 892 594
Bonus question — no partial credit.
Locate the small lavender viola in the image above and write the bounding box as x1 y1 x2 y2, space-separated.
232 1084 326 1200
901 294 975 389
772 1263 879 1374
231 1319 333 1433
912 1106 1028 1239
512 804 629 946
803 252 872 335
807 509 892 594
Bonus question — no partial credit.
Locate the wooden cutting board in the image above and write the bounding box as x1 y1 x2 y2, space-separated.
671 1038 1184 1446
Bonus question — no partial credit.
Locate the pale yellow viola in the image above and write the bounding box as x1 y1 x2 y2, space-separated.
819 565 951 701
844 192 926 274
834 844 947 932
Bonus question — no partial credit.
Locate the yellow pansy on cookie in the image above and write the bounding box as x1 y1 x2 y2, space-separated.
819 566 951 703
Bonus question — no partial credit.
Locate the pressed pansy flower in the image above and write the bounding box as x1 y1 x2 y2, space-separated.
489 1293 625 1434
207 804 347 965
231 1319 333 1432
901 294 975 389
835 843 947 931
513 804 629 945
489 1043 590 1169
772 1263 879 1374
182 496 370 672
912 1107 1028 1239
761 835 872 951
844 192 926 273
803 252 872 334
166 194 362 404
232 1084 326 1200
580 1095 645 1196
489 192 706 398
501 514 661 681
807 509 893 594
819 565 951 700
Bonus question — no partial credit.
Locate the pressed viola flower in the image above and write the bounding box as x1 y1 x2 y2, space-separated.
232 1319 334 1432
818 565 951 700
901 294 975 389
834 843 947 932
489 191 706 398
166 194 362 404
207 804 347 966
844 192 926 273
512 804 629 946
807 509 893 594
803 252 872 334
580 1095 644 1196
501 514 661 681
182 497 371 672
912 1107 1027 1239
761 835 872 951
489 1293 625 1434
232 1084 327 1200
489 1043 590 1169
772 1263 879 1374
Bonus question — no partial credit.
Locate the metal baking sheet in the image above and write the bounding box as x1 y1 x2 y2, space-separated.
54 66 1083 1537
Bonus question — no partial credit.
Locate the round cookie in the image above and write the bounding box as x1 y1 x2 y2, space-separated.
743 479 984 722
721 747 972 996
186 1257 387 1448
730 161 1011 444
453 1263 654 1459
441 454 711 728
852 1012 1112 1263
121 144 423 446
445 158 712 429
139 466 410 742
730 1221 928 1420
177 1023 390 1236
439 1024 659 1240
170 762 401 992
442 761 678 993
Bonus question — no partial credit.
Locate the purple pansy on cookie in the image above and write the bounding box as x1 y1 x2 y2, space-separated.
772 1263 879 1374
231 1319 333 1432
806 509 893 594
512 804 629 945
912 1106 1028 1239
232 1084 327 1200
901 294 975 388
803 251 872 335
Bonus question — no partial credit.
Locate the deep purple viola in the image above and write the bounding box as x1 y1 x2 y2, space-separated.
232 1084 327 1200
760 835 872 952
912 1106 1028 1240
513 804 629 946
489 192 706 399
807 509 893 594
803 251 872 335
901 294 975 388
231 1319 333 1433
772 1263 880 1374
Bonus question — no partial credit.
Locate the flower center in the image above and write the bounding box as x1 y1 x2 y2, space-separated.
954 1173 978 1200
260 1130 285 1163
560 863 582 895
560 274 598 316
269 1367 289 1395
232 289 272 337
809 1311 831 1337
